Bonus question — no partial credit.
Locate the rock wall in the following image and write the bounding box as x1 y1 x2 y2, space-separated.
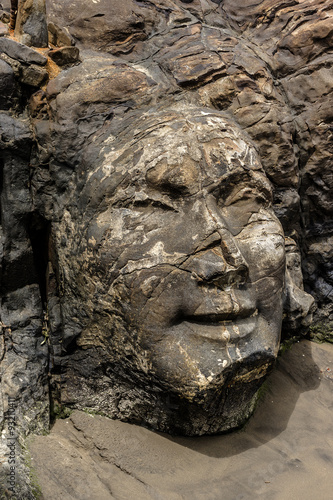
0 31 50 498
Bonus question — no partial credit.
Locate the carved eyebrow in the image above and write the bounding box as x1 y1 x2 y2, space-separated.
113 192 179 212
203 168 273 202
202 167 250 192
127 197 178 212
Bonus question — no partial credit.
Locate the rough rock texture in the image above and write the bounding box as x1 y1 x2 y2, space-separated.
19 62 48 86
48 45 80 66
0 37 47 65
0 0 331 483
0 11 10 25
0 7 52 495
47 21 73 48
15 0 48 47
45 0 161 54
0 20 8 35
0 113 49 497
0 59 15 109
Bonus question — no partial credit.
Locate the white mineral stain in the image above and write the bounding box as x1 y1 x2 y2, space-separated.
103 134 116 145
109 214 125 240
221 330 230 342
232 325 240 336
225 346 232 363
147 241 185 261
192 199 202 213
122 241 185 273
236 347 242 360
134 191 148 202
88 236 97 247
132 63 156 80
101 163 112 176
140 275 159 296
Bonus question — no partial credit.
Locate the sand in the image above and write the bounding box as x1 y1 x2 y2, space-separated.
28 340 333 500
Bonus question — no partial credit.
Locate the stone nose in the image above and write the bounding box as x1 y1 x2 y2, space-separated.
182 247 249 288
180 195 250 288
198 194 250 285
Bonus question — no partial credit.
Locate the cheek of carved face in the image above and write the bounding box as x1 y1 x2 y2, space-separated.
84 170 285 393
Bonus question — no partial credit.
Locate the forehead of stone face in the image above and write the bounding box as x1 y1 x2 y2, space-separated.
77 108 270 213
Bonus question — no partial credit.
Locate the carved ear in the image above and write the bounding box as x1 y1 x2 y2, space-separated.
283 237 316 332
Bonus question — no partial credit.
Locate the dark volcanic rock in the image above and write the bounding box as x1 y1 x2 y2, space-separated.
0 59 15 109
19 62 48 86
48 45 80 66
0 37 47 65
0 111 49 497
47 21 74 47
14 0 48 47
45 0 161 54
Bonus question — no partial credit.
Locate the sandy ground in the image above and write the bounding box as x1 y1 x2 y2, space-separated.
28 340 333 500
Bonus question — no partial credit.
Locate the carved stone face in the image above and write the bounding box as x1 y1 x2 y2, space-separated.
57 108 285 433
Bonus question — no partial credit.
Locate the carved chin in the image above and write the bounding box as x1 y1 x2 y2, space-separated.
125 316 279 435
62 308 280 435
61 344 276 436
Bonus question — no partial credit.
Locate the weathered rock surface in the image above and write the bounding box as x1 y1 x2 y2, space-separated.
0 2 331 490
42 2 333 328
0 37 47 65
0 7 52 487
0 10 10 25
0 59 15 109
47 21 73 47
14 0 48 47
48 45 80 66
29 90 293 433
45 0 161 54
19 61 48 86
0 19 8 35
0 113 49 497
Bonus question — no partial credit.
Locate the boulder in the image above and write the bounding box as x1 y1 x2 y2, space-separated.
0 37 47 65
19 63 48 86
48 45 79 66
48 21 74 47
0 19 8 35
14 0 48 47
0 58 15 109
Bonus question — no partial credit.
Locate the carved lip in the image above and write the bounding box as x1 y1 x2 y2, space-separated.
185 306 258 323
182 310 258 342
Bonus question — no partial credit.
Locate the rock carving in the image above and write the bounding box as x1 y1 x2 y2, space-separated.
0 7 331 491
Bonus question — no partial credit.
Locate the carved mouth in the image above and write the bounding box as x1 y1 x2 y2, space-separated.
185 307 258 324
181 310 259 342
